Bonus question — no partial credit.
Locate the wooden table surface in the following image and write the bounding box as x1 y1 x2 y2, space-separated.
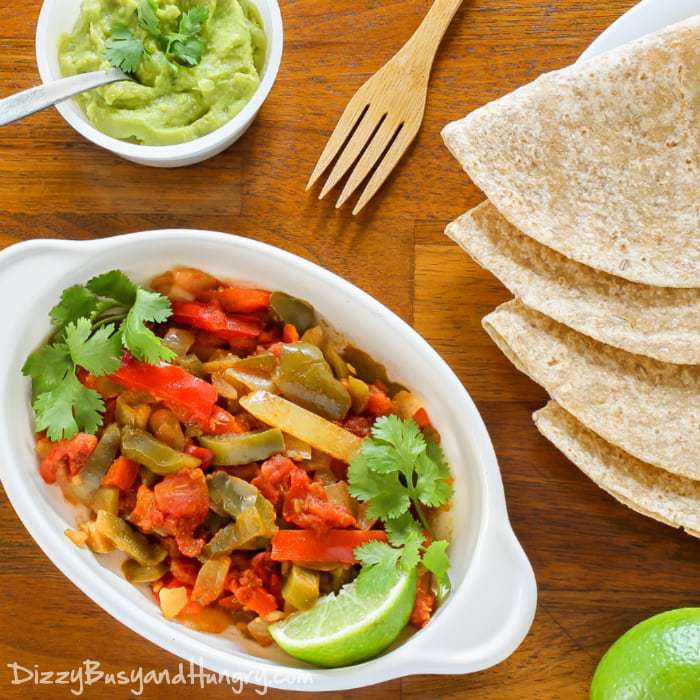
3 1 698 698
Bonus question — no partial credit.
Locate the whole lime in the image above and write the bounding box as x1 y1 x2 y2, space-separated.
591 608 700 699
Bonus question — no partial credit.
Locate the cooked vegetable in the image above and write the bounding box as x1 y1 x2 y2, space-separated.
115 392 153 430
275 343 351 421
112 355 217 430
38 432 97 484
69 423 121 504
234 498 278 548
149 408 186 451
207 472 259 518
282 565 320 611
91 486 120 515
271 530 388 564
171 300 262 341
121 427 201 475
192 556 231 606
240 391 362 463
198 429 285 466
159 586 189 619
215 287 271 314
284 434 312 461
347 376 370 414
101 456 140 491
269 292 316 334
323 345 350 380
342 346 405 397
161 327 196 357
95 510 166 565
122 559 168 583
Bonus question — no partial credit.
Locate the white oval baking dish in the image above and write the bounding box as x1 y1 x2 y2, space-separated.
0 231 536 691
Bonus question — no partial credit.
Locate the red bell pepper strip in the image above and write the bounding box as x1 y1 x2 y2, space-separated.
171 301 262 341
184 445 214 470
214 287 271 314
282 323 299 343
270 529 388 564
111 354 217 429
101 456 140 491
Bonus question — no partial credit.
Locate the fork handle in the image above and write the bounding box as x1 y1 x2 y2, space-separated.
407 0 464 68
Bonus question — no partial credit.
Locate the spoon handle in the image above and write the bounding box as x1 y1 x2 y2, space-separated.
0 68 127 127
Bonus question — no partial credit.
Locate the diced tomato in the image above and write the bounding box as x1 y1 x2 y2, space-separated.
257 328 281 345
111 353 217 430
171 558 200 587
39 433 97 484
271 529 388 564
251 454 297 506
410 570 435 628
184 445 214 470
365 384 392 417
282 323 299 343
282 468 356 533
129 484 164 532
154 469 209 522
101 456 140 491
171 300 263 341
217 595 243 610
338 415 373 438
214 287 271 314
231 572 279 617
205 407 246 435
413 407 432 429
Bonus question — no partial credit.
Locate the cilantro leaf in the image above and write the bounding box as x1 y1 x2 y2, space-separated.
347 457 410 520
22 343 72 399
415 449 454 508
65 319 122 377
105 25 146 74
50 285 99 332
384 512 423 548
166 6 209 66
354 541 402 594
122 288 175 364
33 373 104 441
137 0 161 36
87 270 137 307
422 540 451 601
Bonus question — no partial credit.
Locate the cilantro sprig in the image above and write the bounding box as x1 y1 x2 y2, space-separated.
105 0 210 74
22 271 174 441
349 416 454 601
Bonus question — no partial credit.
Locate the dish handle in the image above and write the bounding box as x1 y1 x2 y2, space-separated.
401 523 537 674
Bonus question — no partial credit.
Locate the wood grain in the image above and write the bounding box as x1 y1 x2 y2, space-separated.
4 1 699 699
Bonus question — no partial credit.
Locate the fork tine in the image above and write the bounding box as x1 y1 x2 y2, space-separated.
335 118 400 209
318 107 385 200
352 124 418 215
306 91 370 192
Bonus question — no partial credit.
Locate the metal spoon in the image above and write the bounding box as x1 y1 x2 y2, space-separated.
0 68 129 127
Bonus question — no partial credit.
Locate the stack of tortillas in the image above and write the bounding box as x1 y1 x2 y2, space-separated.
441 16 700 536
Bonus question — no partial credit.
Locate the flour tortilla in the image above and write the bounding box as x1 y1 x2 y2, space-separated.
442 15 700 288
482 300 700 479
446 201 700 364
534 401 700 538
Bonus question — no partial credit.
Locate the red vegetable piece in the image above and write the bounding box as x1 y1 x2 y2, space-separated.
270 529 388 564
39 433 97 484
101 456 140 491
215 287 271 314
171 300 263 341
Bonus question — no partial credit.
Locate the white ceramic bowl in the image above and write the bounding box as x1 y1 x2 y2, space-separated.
0 232 536 691
35 0 284 167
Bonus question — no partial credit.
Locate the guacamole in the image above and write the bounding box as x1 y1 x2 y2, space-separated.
59 0 266 146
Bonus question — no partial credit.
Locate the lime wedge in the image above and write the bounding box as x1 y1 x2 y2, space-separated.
270 567 417 667
591 608 700 699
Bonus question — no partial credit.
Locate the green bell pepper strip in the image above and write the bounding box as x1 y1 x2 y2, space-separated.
198 429 285 467
121 427 201 475
282 565 320 611
274 343 351 421
91 486 120 515
70 423 121 506
269 292 316 334
95 510 167 566
342 345 406 397
122 559 168 583
207 472 259 518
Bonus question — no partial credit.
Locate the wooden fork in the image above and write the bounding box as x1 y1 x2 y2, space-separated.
307 0 463 215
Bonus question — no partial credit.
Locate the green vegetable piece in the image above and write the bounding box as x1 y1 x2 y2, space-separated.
202 509 231 536
300 325 324 347
207 472 259 518
173 353 205 378
347 376 369 414
203 522 238 558
270 292 316 334
234 500 271 547
282 565 320 611
95 510 166 566
121 427 201 475
275 343 351 421
70 423 121 505
342 346 406 398
91 486 120 515
122 559 168 583
225 353 277 392
323 345 350 380
198 429 285 467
